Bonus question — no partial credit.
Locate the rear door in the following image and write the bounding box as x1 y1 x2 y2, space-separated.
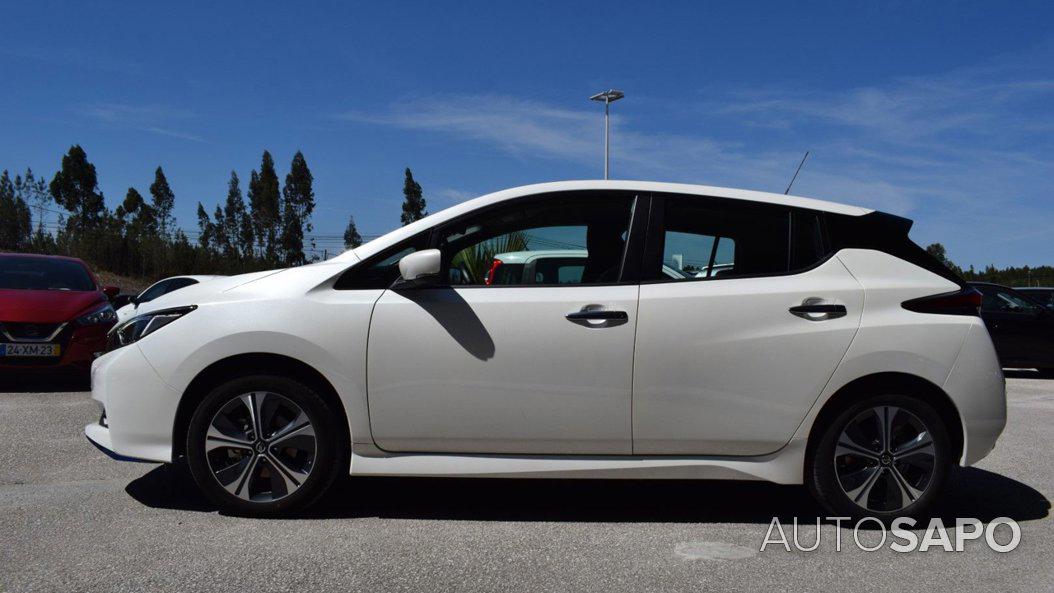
632 194 863 455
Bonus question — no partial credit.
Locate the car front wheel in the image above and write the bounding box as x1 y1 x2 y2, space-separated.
807 394 952 520
185 375 346 516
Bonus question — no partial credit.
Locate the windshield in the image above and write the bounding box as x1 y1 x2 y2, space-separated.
0 256 95 291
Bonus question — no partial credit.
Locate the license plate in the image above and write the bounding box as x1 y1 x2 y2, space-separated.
0 343 61 357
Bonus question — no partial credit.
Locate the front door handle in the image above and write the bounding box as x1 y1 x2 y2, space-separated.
789 303 847 321
565 309 629 321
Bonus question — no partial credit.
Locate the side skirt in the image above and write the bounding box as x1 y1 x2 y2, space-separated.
348 439 806 485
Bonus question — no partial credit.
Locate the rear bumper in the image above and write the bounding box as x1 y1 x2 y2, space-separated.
944 323 1007 465
88 344 180 463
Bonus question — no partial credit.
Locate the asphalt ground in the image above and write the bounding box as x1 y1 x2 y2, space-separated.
1 371 1051 592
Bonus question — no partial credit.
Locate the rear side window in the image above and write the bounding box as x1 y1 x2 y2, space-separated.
659 197 787 279
652 196 827 281
790 211 826 271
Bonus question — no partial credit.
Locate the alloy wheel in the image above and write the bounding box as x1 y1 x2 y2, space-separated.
834 405 936 513
205 392 317 503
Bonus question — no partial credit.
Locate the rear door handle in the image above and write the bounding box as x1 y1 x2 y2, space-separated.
789 303 847 320
566 309 629 321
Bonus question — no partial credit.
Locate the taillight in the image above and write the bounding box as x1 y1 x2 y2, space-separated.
902 287 982 316
485 259 503 285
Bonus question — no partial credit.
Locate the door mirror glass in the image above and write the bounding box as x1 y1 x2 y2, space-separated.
396 249 442 287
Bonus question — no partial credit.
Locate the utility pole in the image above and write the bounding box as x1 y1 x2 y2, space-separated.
589 89 625 179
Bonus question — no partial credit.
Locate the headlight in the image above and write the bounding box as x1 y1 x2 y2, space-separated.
77 303 118 326
107 305 197 351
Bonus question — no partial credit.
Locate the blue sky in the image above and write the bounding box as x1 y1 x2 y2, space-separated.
1 1 1051 266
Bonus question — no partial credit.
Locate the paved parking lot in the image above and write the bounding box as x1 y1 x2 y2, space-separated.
1 372 1051 593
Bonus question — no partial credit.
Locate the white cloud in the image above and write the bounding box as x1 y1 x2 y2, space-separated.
76 103 207 143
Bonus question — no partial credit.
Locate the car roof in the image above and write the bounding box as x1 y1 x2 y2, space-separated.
338 180 874 262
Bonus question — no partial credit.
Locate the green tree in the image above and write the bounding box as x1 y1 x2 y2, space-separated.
149 166 176 239
279 151 316 265
212 205 229 256
49 145 106 233
0 170 33 250
343 215 362 249
196 202 217 253
248 151 281 263
925 242 963 276
222 171 253 259
118 188 158 237
14 168 50 240
400 167 427 226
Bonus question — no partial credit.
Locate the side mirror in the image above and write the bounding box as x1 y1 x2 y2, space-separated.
111 294 134 309
102 285 120 300
394 249 442 289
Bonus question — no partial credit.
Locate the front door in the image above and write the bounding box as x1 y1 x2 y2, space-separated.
367 192 641 454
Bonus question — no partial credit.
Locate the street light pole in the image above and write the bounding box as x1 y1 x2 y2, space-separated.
590 89 625 179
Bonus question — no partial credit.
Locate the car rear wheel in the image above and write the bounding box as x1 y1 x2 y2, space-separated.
807 394 952 520
185 375 345 516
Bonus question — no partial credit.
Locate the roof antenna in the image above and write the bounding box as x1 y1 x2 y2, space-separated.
784 150 810 195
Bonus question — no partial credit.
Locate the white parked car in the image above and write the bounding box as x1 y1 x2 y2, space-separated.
86 181 1006 518
115 275 224 323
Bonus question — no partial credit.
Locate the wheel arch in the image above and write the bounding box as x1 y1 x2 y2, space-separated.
805 372 964 467
172 352 350 459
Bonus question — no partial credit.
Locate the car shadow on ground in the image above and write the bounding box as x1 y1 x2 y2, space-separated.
126 462 1049 526
0 372 90 393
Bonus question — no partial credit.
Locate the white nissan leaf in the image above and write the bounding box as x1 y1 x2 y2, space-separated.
86 181 1006 518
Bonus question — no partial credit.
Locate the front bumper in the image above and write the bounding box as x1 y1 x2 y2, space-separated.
84 422 155 463
86 344 180 463
0 324 110 371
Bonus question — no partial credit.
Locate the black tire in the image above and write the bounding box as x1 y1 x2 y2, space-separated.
185 375 346 516
807 393 952 521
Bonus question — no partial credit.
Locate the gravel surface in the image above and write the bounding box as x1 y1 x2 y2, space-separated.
1 372 1051 592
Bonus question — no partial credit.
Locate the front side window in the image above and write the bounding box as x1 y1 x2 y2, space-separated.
334 237 431 290
137 280 172 303
440 193 635 286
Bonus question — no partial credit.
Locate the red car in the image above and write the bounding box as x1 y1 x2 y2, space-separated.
0 253 119 372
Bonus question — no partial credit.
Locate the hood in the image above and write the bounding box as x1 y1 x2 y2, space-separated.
135 261 353 316
136 268 288 314
0 289 107 323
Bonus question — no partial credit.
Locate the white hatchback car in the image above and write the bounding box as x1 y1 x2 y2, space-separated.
86 181 1006 518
